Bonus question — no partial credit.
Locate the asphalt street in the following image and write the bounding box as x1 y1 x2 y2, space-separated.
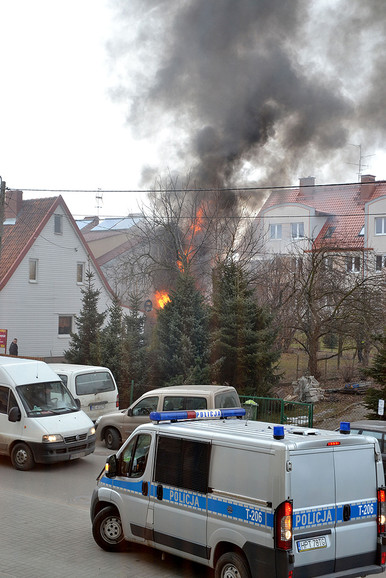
0 445 209 578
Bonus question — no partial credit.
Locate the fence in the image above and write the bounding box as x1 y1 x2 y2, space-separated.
239 395 313 427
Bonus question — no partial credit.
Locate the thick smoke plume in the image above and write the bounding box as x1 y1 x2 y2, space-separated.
109 0 386 192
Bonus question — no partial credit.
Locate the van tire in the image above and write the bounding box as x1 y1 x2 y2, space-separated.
104 427 121 450
92 506 127 552
215 552 251 578
11 443 35 471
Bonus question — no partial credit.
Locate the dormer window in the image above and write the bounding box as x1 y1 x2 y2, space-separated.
375 217 386 235
358 226 364 237
291 222 304 239
270 224 282 239
54 214 63 234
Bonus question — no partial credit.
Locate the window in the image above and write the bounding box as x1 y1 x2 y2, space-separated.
324 226 336 239
132 396 158 416
0 386 18 415
155 435 211 493
346 256 360 273
58 315 72 335
270 223 282 239
29 259 38 282
163 396 207 411
76 262 85 283
291 222 304 239
54 214 63 234
215 391 240 408
375 217 386 235
376 255 386 272
120 433 151 478
75 372 115 395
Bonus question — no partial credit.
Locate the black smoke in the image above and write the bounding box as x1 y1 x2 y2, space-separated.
108 0 386 191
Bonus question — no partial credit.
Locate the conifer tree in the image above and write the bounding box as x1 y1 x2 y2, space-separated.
65 269 106 365
101 294 124 383
210 260 280 396
154 273 209 387
121 293 148 392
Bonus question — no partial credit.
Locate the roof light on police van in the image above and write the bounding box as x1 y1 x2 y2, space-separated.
149 407 246 423
340 421 350 435
273 425 285 440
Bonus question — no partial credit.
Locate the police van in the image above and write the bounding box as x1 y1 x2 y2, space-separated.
90 408 386 578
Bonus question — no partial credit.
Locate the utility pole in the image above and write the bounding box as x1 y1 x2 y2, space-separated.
0 177 5 262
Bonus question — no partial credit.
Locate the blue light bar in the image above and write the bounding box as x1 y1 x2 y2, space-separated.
340 421 350 434
150 407 246 423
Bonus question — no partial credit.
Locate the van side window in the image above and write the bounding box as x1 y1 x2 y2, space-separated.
0 386 18 414
121 433 151 478
163 396 207 411
215 391 239 408
75 372 115 395
155 436 210 494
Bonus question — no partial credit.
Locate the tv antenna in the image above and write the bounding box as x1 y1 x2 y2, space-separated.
348 144 375 181
95 189 103 216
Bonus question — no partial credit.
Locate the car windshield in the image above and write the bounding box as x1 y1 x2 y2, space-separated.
17 381 79 416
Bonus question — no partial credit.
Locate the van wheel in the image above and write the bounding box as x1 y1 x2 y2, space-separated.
11 443 35 471
92 506 127 552
104 427 121 450
215 552 251 578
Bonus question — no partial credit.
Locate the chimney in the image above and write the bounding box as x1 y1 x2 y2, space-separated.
359 174 376 201
298 176 315 197
5 190 23 220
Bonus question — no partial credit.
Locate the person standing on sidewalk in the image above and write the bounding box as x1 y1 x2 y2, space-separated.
9 338 18 356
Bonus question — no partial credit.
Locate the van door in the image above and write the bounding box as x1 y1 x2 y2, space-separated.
334 444 378 572
0 387 23 453
109 432 153 542
292 449 337 575
151 435 210 562
291 444 379 576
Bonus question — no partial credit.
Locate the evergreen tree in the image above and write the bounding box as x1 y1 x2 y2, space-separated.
210 260 280 396
65 269 106 365
121 293 148 395
364 331 386 418
154 273 210 387
101 294 124 383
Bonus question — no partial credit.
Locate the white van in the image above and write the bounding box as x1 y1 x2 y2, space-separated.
0 357 96 470
91 408 386 578
48 363 119 421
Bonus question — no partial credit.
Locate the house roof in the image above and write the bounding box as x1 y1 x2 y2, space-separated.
260 179 386 250
0 193 114 294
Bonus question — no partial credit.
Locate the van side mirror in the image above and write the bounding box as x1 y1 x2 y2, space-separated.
75 398 81 409
105 454 117 478
8 406 21 422
127 408 133 417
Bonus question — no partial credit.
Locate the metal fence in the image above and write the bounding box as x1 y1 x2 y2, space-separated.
239 395 313 427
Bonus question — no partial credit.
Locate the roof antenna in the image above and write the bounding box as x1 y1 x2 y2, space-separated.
96 189 103 217
347 144 375 181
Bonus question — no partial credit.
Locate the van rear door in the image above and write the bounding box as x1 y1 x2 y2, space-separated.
291 442 379 576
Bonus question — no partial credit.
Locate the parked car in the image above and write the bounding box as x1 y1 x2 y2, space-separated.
95 384 241 449
48 364 119 421
349 420 386 480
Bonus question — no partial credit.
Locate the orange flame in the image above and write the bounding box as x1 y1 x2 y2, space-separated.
155 290 171 309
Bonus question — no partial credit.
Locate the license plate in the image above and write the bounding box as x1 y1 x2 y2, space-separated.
297 536 327 552
70 452 86 460
90 403 105 410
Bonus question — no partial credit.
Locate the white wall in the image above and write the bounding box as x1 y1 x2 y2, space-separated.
0 204 113 358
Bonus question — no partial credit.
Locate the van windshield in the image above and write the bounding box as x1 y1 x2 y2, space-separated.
17 381 79 416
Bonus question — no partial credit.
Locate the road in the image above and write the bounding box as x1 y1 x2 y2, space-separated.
0 443 385 578
0 443 209 578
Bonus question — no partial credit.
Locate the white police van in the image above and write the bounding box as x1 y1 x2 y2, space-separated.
90 408 386 578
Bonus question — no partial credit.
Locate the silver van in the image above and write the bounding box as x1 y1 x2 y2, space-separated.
49 364 119 422
91 412 386 578
95 384 240 449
